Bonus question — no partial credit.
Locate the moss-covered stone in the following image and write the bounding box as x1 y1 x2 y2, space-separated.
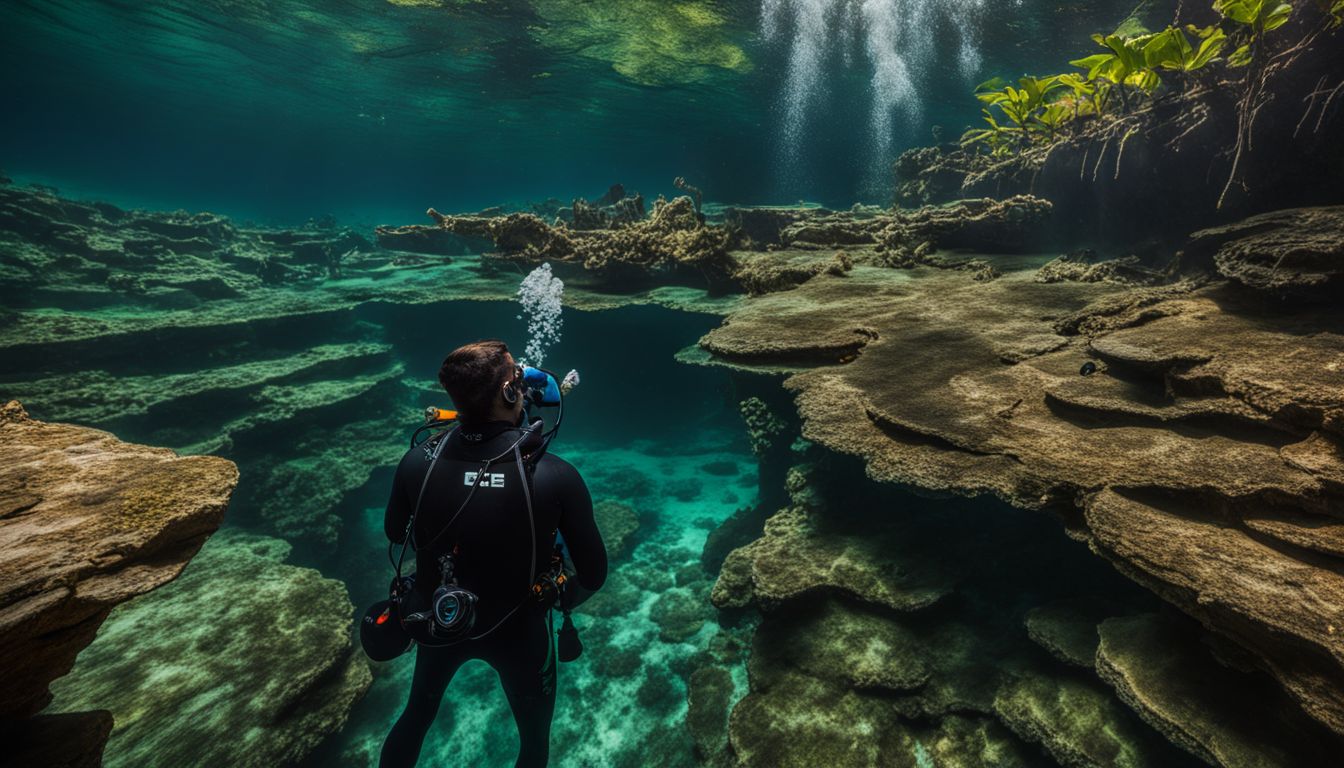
0 401 236 724
592 498 640 560
750 598 928 693
711 506 953 613
1024 599 1117 669
686 665 734 763
651 587 713 644
992 672 1170 768
47 529 371 768
1097 613 1337 767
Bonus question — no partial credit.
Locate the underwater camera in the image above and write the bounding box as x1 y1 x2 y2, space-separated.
359 364 581 663
400 553 481 642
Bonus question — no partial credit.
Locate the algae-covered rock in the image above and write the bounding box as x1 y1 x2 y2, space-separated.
1186 206 1344 300
1097 613 1337 768
593 498 640 560
1084 488 1344 736
686 665 734 765
992 672 1170 768
47 529 371 768
700 259 1344 737
651 587 714 644
750 598 929 693
710 506 953 613
1033 253 1161 285
730 667 1040 768
727 666 907 768
1024 599 1118 669
434 195 737 289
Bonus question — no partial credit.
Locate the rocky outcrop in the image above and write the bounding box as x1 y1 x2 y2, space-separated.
1024 599 1112 669
47 529 371 768
722 205 832 248
726 196 1053 256
373 221 478 255
0 401 237 760
1034 252 1163 285
1096 613 1334 767
593 499 640 561
878 195 1054 254
426 195 738 290
991 673 1171 768
711 506 953 613
732 249 855 296
698 219 1344 744
0 185 728 363
1184 206 1344 300
711 452 1202 766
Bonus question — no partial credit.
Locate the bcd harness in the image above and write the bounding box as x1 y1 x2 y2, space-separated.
393 419 570 645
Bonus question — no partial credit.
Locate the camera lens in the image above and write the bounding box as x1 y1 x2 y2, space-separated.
435 594 460 625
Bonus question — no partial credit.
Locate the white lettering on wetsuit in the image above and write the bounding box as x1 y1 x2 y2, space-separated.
464 471 505 488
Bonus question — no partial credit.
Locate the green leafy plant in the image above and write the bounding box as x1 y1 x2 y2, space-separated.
1069 33 1161 110
958 0 1320 165
1055 73 1110 118
1214 0 1293 65
962 76 1070 153
960 114 1019 157
1142 25 1228 71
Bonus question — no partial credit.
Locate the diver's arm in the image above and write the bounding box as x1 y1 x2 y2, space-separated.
384 452 413 544
553 459 607 591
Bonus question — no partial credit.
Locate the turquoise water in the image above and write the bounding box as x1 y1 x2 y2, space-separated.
4 1 1254 766
1 0 1159 219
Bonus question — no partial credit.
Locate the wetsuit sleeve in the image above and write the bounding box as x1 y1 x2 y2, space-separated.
384 451 415 544
554 458 607 591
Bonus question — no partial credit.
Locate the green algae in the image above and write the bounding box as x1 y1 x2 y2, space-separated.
46 529 371 768
529 1 751 86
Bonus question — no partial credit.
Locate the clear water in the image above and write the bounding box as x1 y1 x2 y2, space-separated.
3 1 1225 766
1 0 1158 219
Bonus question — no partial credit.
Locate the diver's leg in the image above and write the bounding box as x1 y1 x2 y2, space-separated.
379 644 467 768
493 615 557 768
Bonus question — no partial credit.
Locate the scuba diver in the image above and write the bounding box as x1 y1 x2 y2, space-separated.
376 340 606 768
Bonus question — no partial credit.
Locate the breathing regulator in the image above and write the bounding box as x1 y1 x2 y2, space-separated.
360 364 584 663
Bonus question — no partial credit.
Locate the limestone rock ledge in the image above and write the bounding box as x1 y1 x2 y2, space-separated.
0 400 237 764
698 210 1344 743
0 400 237 721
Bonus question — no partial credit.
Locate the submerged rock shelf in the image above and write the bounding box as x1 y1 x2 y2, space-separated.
694 212 1344 763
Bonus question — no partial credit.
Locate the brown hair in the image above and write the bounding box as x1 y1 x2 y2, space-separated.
438 340 513 422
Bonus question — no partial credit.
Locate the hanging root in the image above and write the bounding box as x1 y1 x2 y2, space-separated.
1217 18 1333 209
1314 79 1344 134
1166 103 1210 149
1114 126 1139 181
1295 75 1330 137
1091 134 1112 183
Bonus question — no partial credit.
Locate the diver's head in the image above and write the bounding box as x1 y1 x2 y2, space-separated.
438 339 524 426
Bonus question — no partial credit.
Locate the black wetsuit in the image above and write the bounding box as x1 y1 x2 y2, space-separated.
379 419 606 768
